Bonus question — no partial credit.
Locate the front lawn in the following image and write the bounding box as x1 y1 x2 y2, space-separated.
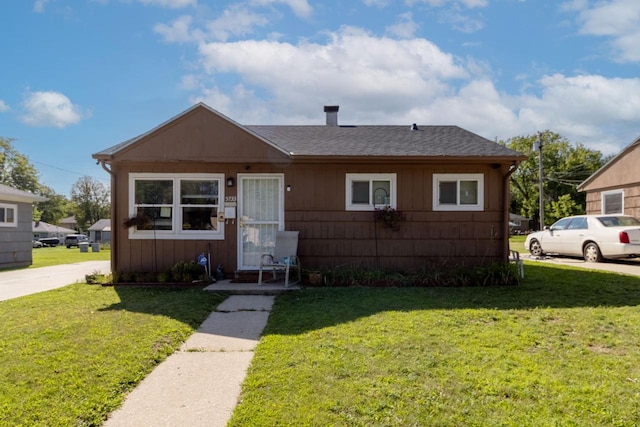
31 244 111 268
231 262 640 426
0 284 225 426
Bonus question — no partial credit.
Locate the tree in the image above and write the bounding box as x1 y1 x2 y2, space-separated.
71 176 110 230
37 187 74 225
501 131 608 229
0 137 41 193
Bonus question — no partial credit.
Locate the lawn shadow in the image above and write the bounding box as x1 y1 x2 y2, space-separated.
99 285 228 330
267 263 640 336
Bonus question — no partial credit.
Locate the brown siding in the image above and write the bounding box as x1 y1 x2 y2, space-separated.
112 161 508 274
585 184 640 218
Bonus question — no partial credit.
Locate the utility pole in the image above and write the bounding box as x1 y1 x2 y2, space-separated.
533 132 544 230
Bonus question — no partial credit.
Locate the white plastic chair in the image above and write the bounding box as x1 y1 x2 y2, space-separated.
258 231 301 287
509 250 524 278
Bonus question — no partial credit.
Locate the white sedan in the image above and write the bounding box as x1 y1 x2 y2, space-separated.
524 215 640 262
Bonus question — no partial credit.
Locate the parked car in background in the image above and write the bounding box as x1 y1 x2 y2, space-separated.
64 234 89 248
38 237 60 247
32 240 44 248
524 215 640 262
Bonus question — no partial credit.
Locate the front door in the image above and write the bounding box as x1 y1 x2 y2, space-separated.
237 174 284 270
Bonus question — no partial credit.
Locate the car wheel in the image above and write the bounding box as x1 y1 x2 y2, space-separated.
529 239 543 257
67 245 71 248
583 242 602 263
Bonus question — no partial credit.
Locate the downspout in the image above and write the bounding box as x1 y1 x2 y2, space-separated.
503 162 518 261
98 160 116 276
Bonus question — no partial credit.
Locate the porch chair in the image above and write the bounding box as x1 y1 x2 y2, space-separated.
258 231 301 287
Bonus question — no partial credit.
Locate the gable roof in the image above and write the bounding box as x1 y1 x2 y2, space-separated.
0 183 47 203
33 221 76 234
88 218 111 231
577 135 640 191
93 103 525 162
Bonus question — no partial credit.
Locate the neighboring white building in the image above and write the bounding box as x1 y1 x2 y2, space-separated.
88 219 111 243
32 221 77 240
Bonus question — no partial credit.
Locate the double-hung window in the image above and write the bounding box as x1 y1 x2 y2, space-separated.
129 173 224 239
602 190 623 214
433 173 484 211
0 203 17 227
346 173 397 211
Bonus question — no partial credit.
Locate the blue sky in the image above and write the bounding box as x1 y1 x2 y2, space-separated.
1 0 640 197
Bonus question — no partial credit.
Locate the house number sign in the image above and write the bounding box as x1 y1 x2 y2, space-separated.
225 196 237 203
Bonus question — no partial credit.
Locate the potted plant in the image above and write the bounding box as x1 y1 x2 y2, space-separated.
374 206 406 231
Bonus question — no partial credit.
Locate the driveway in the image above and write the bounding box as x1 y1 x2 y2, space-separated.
522 253 640 277
0 261 111 302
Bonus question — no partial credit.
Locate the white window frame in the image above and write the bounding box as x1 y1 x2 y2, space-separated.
601 189 624 215
128 173 225 240
433 173 484 211
0 203 17 227
345 173 397 211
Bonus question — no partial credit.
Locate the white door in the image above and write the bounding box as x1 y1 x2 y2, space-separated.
238 174 284 270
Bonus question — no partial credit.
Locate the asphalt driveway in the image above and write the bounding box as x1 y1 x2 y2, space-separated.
0 261 111 301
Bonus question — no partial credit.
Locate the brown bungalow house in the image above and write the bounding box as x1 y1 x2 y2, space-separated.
92 103 526 277
578 136 640 218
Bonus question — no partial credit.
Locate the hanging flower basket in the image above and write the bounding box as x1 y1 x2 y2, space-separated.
374 206 406 231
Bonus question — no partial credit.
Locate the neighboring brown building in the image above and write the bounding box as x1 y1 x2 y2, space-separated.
92 103 526 275
578 136 640 218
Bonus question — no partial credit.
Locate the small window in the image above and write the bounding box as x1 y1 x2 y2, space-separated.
346 174 397 211
602 190 623 215
0 203 17 227
433 174 484 211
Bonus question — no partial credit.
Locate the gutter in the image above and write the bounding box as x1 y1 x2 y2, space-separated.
98 160 117 276
503 161 520 262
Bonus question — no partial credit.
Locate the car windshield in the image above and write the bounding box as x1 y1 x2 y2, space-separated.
596 216 640 227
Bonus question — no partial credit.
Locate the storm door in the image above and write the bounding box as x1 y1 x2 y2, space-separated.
237 174 284 270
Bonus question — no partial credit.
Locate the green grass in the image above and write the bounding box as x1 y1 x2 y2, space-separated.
230 262 640 426
31 245 111 268
0 284 226 426
510 234 526 253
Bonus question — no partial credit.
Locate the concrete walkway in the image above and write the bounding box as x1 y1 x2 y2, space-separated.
104 295 275 427
0 261 111 301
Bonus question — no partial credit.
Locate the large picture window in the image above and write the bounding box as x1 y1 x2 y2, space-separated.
602 190 623 214
129 173 224 239
433 173 484 211
0 203 17 227
346 173 397 211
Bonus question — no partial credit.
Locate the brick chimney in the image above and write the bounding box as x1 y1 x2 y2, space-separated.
324 105 339 126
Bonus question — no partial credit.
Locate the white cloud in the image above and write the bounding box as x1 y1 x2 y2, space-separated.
250 0 313 18
0 100 9 113
33 0 50 13
20 91 87 128
386 12 419 38
137 0 196 8
154 15 198 43
406 0 488 9
569 0 640 62
205 4 270 41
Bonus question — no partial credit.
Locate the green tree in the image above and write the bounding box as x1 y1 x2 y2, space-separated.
70 176 110 231
37 187 73 225
0 137 41 193
501 131 607 229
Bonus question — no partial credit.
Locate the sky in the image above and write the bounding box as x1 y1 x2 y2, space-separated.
1 0 640 197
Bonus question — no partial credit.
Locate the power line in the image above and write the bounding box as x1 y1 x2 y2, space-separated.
32 160 110 182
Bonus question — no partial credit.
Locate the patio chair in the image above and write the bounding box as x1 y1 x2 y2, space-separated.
258 231 301 287
509 250 524 278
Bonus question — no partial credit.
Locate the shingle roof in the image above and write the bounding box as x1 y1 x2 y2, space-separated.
246 125 523 158
0 183 47 203
93 103 525 161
